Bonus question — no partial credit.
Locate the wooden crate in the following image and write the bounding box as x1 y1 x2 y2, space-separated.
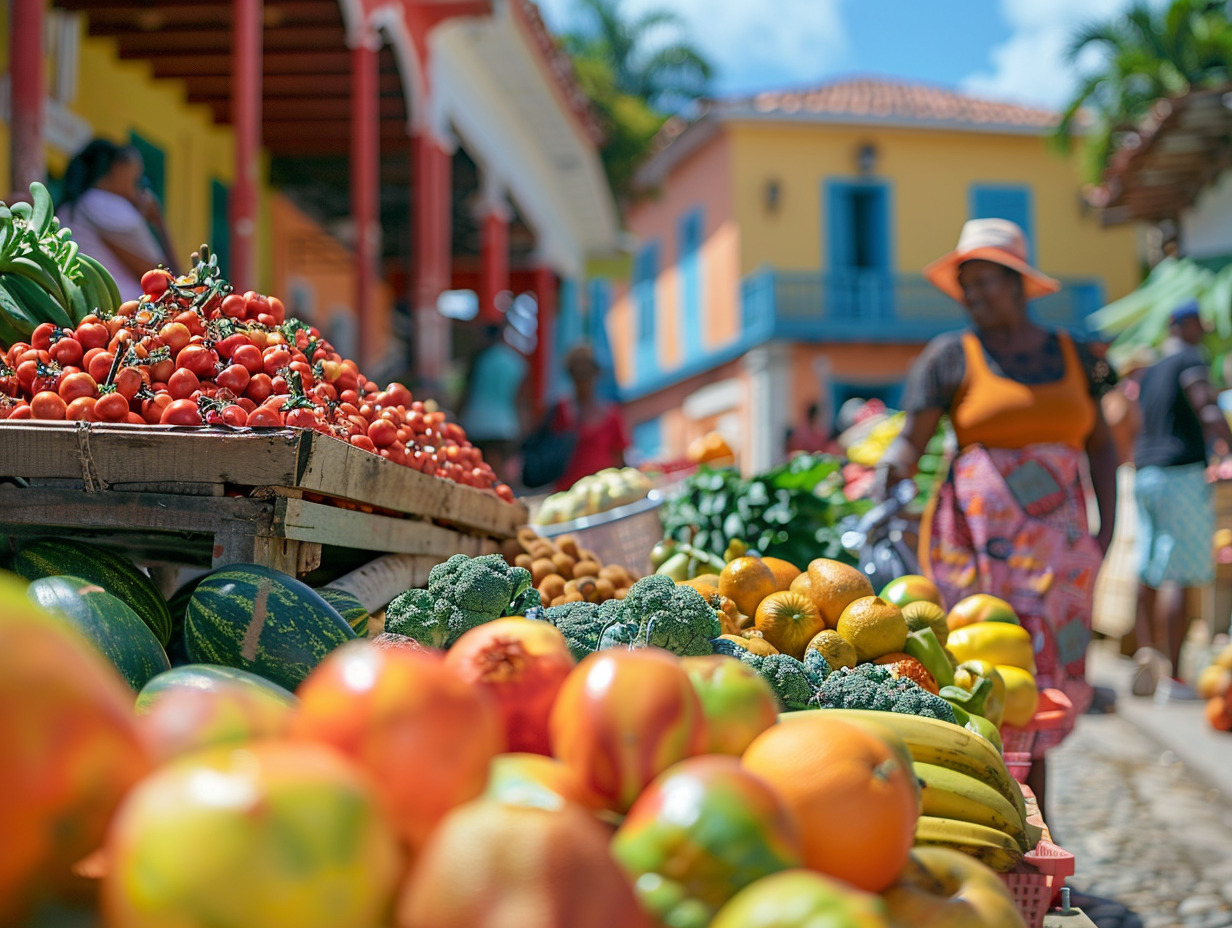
0 422 526 586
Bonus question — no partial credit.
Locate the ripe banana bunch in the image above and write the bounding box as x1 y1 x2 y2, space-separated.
914 816 1024 873
816 708 1026 823
914 760 1032 864
0 182 122 345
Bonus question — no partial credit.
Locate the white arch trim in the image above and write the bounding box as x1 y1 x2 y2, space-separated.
370 4 426 133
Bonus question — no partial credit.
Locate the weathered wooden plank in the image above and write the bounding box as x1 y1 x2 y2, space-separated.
274 497 493 559
0 486 273 536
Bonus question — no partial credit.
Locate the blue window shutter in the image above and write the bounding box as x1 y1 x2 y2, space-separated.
210 180 231 278
969 185 1034 262
631 417 663 462
588 279 619 402
634 242 659 381
678 209 703 356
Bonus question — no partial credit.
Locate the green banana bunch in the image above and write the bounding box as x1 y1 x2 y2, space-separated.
913 815 1025 873
913 761 1030 852
0 181 123 345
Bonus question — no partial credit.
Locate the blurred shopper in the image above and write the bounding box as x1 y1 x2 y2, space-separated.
876 218 1118 818
1131 301 1232 700
786 402 840 455
56 139 176 301
458 323 528 484
553 343 629 491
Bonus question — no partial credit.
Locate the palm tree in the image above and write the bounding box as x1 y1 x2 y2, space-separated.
562 0 713 112
1057 0 1232 181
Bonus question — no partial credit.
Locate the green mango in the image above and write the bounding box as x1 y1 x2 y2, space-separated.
656 551 693 582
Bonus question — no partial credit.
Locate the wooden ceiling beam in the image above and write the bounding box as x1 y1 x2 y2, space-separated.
264 120 411 141
83 1 341 31
115 25 346 56
227 97 408 121
184 72 404 97
147 50 353 77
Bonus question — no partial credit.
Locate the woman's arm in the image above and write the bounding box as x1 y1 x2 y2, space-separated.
1085 407 1118 555
874 407 944 499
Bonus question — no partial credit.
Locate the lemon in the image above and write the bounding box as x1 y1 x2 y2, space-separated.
835 596 908 663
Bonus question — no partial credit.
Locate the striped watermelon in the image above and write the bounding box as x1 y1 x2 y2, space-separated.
165 574 210 667
316 587 370 637
185 564 355 692
13 539 172 646
27 575 171 692
135 664 299 714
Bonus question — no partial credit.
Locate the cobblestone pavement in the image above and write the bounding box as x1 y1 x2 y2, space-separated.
1050 710 1232 928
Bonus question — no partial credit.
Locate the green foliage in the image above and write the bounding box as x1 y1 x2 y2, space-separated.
1057 0 1232 182
596 575 721 657
710 640 824 711
660 454 873 569
813 664 958 723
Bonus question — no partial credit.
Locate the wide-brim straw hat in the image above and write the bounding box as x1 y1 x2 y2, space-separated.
923 218 1061 301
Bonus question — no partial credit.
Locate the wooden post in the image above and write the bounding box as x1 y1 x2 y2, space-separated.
477 177 510 323
412 130 452 386
10 0 46 195
230 0 262 290
531 264 556 414
351 35 380 369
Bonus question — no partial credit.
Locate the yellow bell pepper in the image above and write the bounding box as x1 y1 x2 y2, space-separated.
945 622 1036 675
995 664 1039 728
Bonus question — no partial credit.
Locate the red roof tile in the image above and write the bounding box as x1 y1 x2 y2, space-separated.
719 76 1059 130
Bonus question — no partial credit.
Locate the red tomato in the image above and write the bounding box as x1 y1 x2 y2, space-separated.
288 361 314 387
368 419 397 448
47 335 82 369
5 402 31 419
246 405 284 428
30 391 68 420
158 322 191 355
140 393 172 424
65 396 97 421
30 323 56 352
160 399 203 426
256 313 277 328
220 293 248 319
215 364 250 395
6 341 30 367
231 344 263 375
384 382 413 408
266 296 286 324
141 269 172 298
215 333 250 360
262 346 292 377
74 322 109 351
176 345 218 379
87 351 116 384
220 404 249 427
32 365 61 395
114 368 143 402
0 366 17 397
125 411 146 425
174 310 206 338
244 373 273 404
350 434 377 453
58 372 98 402
235 397 256 413
95 392 130 423
148 357 174 384
167 368 200 400
284 407 320 430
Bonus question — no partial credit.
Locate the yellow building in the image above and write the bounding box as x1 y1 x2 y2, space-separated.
602 78 1142 471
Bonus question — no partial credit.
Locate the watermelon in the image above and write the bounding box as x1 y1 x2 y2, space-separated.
185 564 356 692
165 574 210 667
316 586 370 637
13 539 172 647
27 575 171 692
135 664 299 714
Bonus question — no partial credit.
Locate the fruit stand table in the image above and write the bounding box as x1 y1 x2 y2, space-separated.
0 422 525 592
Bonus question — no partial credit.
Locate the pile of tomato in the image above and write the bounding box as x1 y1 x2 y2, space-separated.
0 266 514 503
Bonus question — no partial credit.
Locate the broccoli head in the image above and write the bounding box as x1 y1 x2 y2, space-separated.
538 600 609 660
812 663 957 722
383 589 471 649
710 639 823 711
427 554 537 619
596 575 721 657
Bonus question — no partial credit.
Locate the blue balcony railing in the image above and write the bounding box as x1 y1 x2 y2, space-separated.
740 269 1106 343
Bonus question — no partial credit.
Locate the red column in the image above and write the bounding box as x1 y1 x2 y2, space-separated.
477 184 510 322
351 36 380 369
531 264 557 414
230 0 261 291
10 0 45 194
412 130 452 385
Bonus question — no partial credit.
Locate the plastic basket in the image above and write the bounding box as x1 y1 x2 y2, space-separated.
1004 750 1032 784
533 492 664 578
999 841 1076 928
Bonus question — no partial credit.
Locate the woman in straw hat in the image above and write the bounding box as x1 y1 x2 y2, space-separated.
877 218 1119 817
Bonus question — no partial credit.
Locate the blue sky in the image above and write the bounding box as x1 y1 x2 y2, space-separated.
535 0 1160 110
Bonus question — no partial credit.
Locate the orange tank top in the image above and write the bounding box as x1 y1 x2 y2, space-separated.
951 331 1096 451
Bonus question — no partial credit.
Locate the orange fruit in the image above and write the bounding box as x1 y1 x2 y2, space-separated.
762 557 802 592
835 596 908 663
946 594 1019 631
742 715 919 893
718 632 779 656
719 557 778 619
806 559 874 628
398 799 652 928
872 653 939 694
755 591 826 660
805 629 858 672
789 572 816 608
679 574 720 595
879 575 945 611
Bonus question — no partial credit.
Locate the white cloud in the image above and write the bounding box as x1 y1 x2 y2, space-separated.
533 0 848 97
961 0 1167 109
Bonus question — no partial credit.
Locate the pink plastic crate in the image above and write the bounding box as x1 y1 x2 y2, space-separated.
1004 750 1032 783
1000 841 1076 928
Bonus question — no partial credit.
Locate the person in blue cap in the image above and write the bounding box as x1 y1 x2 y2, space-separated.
1132 299 1232 700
